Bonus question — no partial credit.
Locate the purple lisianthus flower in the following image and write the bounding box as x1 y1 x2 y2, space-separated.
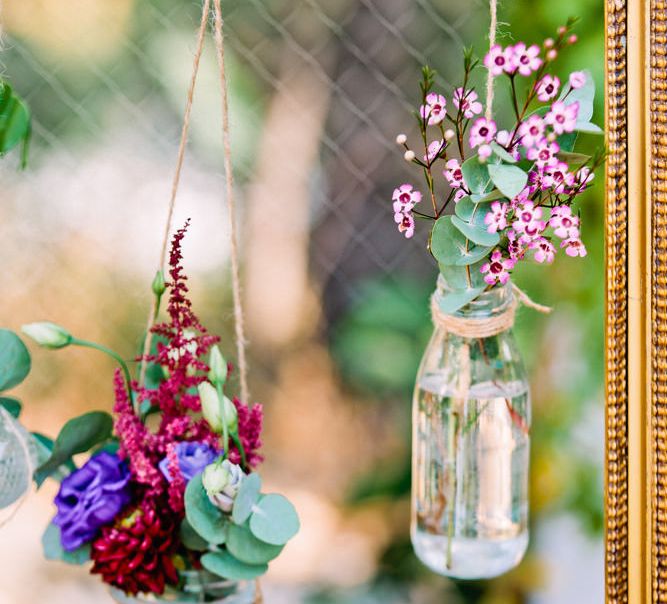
53 451 131 552
158 441 218 483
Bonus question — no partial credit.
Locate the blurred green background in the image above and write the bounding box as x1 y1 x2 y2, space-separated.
0 0 603 602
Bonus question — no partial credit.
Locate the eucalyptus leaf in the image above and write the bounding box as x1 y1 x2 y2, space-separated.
41 522 91 565
232 473 261 525
487 164 528 200
561 69 595 123
184 473 227 545
32 432 54 468
575 121 603 134
0 397 21 418
470 188 504 203
429 216 490 266
0 329 31 391
557 131 578 152
557 151 591 165
451 215 500 247
180 517 210 551
461 156 491 194
439 259 488 291
433 286 485 314
201 551 268 581
226 522 284 565
454 198 491 227
490 141 517 164
35 411 113 483
249 494 300 546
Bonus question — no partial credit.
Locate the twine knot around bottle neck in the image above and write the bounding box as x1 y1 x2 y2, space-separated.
430 280 552 339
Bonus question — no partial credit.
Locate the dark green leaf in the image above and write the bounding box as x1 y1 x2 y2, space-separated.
451 215 500 247
35 411 113 482
184 473 227 545
487 164 528 200
557 151 591 165
557 132 578 152
249 494 300 546
226 522 284 565
232 473 261 525
180 518 210 551
0 397 21 418
201 551 268 581
461 156 491 194
0 329 31 391
42 522 91 565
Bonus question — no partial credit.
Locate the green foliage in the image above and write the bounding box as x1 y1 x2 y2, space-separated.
430 216 493 266
179 518 210 551
0 80 31 167
433 286 485 315
226 522 284 565
0 397 22 418
232 472 261 525
184 473 228 545
0 329 31 392
490 141 517 164
248 494 300 546
35 411 113 485
201 550 268 581
487 163 528 200
451 215 500 247
41 522 91 565
460 156 491 194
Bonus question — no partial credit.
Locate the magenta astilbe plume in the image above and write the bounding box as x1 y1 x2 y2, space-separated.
228 398 264 468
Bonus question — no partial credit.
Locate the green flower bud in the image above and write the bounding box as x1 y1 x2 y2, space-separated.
221 394 238 433
21 322 72 349
198 381 237 433
202 459 245 512
208 345 227 387
151 270 166 297
202 461 231 495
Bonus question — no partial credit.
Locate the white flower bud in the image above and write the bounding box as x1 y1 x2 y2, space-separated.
221 394 238 433
444 129 456 141
208 345 227 387
395 133 407 145
21 322 72 349
404 150 416 162
198 381 237 434
202 460 245 513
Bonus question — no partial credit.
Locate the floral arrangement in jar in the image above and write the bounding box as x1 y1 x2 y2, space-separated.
20 224 299 602
391 20 604 579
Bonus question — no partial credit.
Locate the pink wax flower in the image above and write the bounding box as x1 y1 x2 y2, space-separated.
510 43 543 76
424 140 445 163
453 88 483 118
545 100 579 134
535 75 560 102
484 201 509 233
561 237 588 257
569 71 587 89
576 166 595 190
453 189 467 203
507 229 527 261
513 201 546 243
395 211 415 238
478 143 493 160
527 139 560 165
420 93 447 125
469 117 497 148
519 115 546 148
443 159 464 188
392 184 422 211
529 237 556 263
541 160 574 193
550 205 580 239
484 44 513 76
481 250 516 285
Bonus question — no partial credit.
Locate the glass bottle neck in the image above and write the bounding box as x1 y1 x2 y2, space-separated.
435 275 514 319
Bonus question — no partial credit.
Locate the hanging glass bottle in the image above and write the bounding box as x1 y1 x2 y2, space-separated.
411 276 530 579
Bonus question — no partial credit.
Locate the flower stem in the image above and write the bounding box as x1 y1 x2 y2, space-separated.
231 432 248 470
446 408 459 570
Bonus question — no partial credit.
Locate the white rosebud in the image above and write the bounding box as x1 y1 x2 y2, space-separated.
208 345 227 387
198 381 237 434
21 322 72 349
444 129 456 141
202 460 245 513
221 394 238 432
395 133 407 145
404 150 416 162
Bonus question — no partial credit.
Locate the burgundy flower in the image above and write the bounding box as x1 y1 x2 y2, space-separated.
90 501 179 595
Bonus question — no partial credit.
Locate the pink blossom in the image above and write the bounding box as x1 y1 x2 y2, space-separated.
510 43 543 76
535 75 560 102
424 140 445 163
513 201 546 243
453 88 483 118
541 160 575 193
484 44 513 76
454 189 467 203
443 159 464 188
496 129 512 146
527 139 560 165
561 237 587 257
507 229 527 260
549 205 580 238
569 71 587 89
518 115 546 148
576 166 595 190
392 183 422 211
395 211 415 238
484 201 509 233
478 144 492 160
529 237 556 263
420 93 447 125
545 100 579 134
469 117 497 148
480 250 516 285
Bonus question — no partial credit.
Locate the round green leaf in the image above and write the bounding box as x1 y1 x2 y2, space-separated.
0 329 31 391
184 473 228 545
487 164 528 200
439 259 488 292
430 216 492 267
433 286 485 315
201 551 268 581
249 494 300 546
461 156 491 194
232 472 261 525
42 522 91 565
0 397 21 419
179 518 210 551
490 141 517 164
451 215 500 247
226 522 284 564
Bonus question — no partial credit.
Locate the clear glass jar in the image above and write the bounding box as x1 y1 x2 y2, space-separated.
411 278 530 579
109 571 257 604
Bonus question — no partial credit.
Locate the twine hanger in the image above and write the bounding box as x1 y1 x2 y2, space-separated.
138 0 249 406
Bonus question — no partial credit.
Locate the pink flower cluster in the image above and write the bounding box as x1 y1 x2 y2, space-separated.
392 183 422 238
484 43 542 77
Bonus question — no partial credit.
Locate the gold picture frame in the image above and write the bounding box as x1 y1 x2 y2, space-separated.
605 0 667 601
